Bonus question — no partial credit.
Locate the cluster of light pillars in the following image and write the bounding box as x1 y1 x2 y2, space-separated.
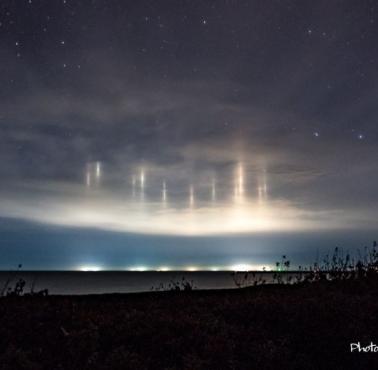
86 161 268 206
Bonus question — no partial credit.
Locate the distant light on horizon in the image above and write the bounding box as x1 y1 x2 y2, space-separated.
230 264 253 272
185 266 199 271
157 266 171 271
128 266 149 272
79 265 102 272
229 264 272 272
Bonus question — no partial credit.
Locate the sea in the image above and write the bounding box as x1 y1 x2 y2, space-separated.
0 271 297 295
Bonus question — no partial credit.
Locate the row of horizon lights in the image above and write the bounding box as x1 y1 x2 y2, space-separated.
78 264 273 272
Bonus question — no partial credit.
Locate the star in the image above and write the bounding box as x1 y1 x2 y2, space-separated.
358 134 364 140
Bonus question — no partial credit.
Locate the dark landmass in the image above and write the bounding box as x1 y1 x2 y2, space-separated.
0 279 378 370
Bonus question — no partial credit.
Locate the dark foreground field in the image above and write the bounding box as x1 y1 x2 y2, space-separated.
1 279 378 370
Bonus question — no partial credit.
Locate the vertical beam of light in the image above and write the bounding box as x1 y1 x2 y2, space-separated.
86 172 91 187
234 162 245 203
162 181 167 204
95 161 101 181
189 185 194 207
258 185 263 203
258 168 268 203
131 175 136 198
234 184 239 199
140 168 145 189
263 168 268 198
140 168 145 201
211 178 216 202
238 163 244 196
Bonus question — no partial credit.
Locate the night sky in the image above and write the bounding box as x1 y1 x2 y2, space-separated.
1 0 378 270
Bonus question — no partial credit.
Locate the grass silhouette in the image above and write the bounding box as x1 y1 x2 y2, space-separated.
1 241 378 369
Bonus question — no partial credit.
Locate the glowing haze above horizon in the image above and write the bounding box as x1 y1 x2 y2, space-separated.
0 0 378 270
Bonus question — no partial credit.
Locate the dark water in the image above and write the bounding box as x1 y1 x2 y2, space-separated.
0 271 292 295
